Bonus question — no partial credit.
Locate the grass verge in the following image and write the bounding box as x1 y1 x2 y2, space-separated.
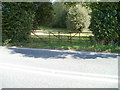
4 36 120 53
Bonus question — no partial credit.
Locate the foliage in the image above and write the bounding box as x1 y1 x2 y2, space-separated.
89 2 120 45
66 4 91 31
50 2 67 28
64 2 78 7
2 2 120 48
2 2 34 43
2 2 53 44
33 2 53 29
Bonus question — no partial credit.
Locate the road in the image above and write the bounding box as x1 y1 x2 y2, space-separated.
0 46 119 88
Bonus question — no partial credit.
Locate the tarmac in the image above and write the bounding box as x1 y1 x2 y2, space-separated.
0 46 119 88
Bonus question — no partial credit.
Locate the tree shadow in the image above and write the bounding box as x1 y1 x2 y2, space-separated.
7 47 119 59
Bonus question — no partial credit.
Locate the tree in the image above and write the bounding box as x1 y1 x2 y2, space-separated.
33 2 53 29
50 2 67 28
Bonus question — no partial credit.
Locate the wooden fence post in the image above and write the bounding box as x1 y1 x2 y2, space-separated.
79 32 80 41
49 31 50 42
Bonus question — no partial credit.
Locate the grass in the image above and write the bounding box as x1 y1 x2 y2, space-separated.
37 26 69 31
5 35 120 53
37 26 92 33
3 27 120 53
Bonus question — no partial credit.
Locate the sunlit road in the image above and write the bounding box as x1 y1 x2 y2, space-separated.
0 46 119 88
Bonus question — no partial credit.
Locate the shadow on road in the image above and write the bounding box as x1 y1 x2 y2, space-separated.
7 47 119 59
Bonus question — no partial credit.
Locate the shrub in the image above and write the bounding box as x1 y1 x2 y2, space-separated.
66 4 91 32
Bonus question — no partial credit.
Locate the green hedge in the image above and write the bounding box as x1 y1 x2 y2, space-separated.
89 2 120 45
2 2 34 44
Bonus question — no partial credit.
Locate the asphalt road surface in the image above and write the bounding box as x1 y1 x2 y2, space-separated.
0 46 119 88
